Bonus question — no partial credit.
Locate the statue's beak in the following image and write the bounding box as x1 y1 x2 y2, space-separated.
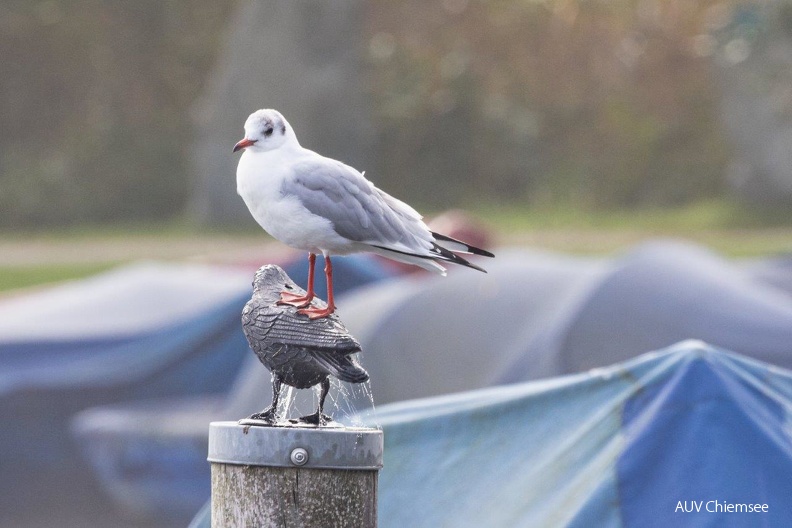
233 138 257 153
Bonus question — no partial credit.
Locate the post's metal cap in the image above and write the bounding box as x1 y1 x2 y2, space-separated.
208 421 383 470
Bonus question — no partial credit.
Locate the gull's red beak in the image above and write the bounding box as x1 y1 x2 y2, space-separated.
233 138 256 153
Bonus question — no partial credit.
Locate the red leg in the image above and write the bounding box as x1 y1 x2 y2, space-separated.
278 253 316 308
298 255 336 319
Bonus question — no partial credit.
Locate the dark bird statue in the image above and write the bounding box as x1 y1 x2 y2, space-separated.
241 265 369 426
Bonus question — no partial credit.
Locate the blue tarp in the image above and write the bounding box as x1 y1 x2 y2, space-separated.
0 255 391 526
0 262 256 526
73 241 792 525
375 340 792 527
0 256 390 397
189 341 792 527
0 262 258 394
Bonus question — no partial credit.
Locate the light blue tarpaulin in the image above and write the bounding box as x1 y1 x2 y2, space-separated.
374 340 792 527
188 341 792 528
0 256 391 397
0 262 254 395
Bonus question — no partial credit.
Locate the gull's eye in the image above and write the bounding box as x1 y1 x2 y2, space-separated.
264 126 274 137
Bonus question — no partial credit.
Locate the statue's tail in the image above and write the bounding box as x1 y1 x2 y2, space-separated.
313 350 370 384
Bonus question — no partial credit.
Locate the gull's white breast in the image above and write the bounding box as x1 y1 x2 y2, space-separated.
236 150 352 254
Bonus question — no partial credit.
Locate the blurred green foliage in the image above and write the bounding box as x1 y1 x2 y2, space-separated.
0 262 117 292
0 0 233 227
0 0 760 228
366 0 733 209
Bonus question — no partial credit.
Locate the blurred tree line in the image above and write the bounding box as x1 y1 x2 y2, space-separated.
0 0 233 227
0 0 765 228
366 0 736 209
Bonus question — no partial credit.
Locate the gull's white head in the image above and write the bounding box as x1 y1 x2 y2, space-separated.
233 109 297 153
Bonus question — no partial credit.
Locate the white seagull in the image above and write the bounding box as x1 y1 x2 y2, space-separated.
233 109 494 319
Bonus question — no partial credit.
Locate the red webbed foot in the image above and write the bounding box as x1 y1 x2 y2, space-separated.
297 305 335 320
277 290 314 308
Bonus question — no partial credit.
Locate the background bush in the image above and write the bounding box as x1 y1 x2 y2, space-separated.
0 0 765 228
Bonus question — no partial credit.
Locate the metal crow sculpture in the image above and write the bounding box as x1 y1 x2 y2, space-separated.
240 265 369 426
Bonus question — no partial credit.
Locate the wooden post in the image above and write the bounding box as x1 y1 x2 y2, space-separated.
209 422 382 527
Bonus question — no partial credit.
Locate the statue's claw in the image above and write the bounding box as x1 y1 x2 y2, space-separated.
247 407 278 424
299 411 332 426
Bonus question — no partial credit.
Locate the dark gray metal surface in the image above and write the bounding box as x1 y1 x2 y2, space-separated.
243 265 367 390
241 264 369 425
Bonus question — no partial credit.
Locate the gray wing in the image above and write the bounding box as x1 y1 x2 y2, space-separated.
281 157 434 254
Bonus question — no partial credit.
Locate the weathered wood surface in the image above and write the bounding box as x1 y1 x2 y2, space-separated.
211 463 377 528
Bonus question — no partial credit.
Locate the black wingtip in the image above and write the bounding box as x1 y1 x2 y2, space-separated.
431 243 488 273
431 231 495 258
370 242 489 273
